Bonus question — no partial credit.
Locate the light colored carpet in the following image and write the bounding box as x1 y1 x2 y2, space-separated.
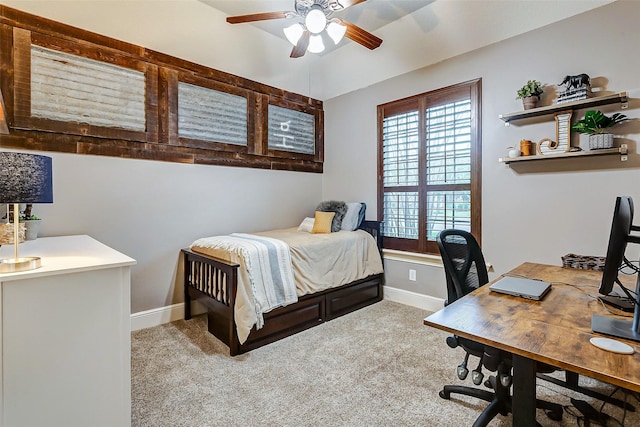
132 300 639 426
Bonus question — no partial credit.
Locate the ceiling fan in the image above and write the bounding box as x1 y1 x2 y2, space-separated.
226 0 383 58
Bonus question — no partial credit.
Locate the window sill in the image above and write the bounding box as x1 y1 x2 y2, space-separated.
382 248 493 271
382 249 443 267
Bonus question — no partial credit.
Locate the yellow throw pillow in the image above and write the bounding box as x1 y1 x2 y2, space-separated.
312 211 335 234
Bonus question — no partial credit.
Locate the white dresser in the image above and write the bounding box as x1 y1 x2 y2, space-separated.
0 235 136 427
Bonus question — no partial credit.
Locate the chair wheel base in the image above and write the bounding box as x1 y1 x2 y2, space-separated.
545 409 563 421
439 390 450 400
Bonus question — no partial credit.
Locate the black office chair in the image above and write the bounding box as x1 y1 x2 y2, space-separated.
436 229 563 427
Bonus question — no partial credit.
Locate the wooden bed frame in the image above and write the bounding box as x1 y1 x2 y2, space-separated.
182 221 384 356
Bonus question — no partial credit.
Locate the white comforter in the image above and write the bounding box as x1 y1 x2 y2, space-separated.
190 228 384 344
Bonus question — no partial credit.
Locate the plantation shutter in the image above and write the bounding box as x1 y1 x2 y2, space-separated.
382 108 420 240
379 80 480 254
425 98 472 241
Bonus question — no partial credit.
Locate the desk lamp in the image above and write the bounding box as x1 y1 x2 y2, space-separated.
0 152 53 272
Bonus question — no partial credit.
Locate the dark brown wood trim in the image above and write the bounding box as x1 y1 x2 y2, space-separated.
315 108 324 163
0 4 324 173
377 78 482 254
12 27 30 130
376 105 384 223
177 137 247 153
158 68 178 145
144 63 159 143
250 93 268 156
0 24 15 127
471 78 482 246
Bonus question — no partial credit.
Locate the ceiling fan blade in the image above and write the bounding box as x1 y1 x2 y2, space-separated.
226 11 290 24
340 20 382 50
331 0 368 10
290 30 311 58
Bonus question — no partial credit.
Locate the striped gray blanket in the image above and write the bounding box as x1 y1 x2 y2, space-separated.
190 233 297 330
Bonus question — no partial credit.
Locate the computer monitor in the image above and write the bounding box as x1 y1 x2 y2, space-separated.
592 196 640 342
598 196 634 296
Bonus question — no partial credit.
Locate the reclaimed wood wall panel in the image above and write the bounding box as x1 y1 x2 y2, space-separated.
12 27 31 128
158 68 178 145
0 5 323 172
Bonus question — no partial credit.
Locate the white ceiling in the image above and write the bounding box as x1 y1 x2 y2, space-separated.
1 0 616 100
197 0 615 99
199 0 431 55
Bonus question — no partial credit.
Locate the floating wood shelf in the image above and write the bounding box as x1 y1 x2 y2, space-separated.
499 145 628 165
499 92 628 124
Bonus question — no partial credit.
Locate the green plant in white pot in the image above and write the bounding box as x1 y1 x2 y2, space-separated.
516 80 544 110
20 203 41 241
571 110 628 150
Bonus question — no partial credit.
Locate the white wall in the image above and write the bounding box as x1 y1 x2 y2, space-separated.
323 0 640 297
0 1 326 314
3 0 639 312
1 0 613 101
7 150 322 313
0 0 318 97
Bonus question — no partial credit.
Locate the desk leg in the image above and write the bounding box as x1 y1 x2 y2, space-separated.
512 354 537 427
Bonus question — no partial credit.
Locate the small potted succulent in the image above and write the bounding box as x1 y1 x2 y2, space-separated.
516 80 544 110
571 110 628 150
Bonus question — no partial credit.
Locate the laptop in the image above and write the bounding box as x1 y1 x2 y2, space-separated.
489 276 552 301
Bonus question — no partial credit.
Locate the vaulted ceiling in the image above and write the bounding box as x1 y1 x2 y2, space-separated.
2 0 615 100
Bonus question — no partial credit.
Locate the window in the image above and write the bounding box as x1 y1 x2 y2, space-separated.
378 79 482 254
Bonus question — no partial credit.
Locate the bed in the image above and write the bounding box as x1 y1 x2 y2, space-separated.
182 219 384 356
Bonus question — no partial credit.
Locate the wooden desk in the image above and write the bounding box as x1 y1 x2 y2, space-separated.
424 262 640 427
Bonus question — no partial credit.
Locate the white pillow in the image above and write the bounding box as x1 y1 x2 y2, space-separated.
341 202 362 231
297 217 315 233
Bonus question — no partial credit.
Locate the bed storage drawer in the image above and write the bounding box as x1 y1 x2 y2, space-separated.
325 274 383 321
241 295 325 352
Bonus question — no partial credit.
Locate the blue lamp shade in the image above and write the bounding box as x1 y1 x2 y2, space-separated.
0 152 53 204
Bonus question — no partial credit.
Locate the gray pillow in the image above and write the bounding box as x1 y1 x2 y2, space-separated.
341 202 362 231
316 200 347 232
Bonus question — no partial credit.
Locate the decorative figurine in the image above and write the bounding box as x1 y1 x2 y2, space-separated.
557 73 591 104
559 73 591 90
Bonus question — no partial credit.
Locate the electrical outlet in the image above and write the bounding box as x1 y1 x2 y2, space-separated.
409 269 417 281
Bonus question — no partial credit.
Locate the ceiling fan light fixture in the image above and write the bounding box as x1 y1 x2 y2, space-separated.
305 7 327 34
307 34 325 53
283 23 304 46
326 21 346 45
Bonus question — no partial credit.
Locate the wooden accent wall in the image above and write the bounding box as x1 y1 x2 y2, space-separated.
0 6 324 172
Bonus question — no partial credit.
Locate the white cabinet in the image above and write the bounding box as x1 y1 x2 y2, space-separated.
0 235 135 427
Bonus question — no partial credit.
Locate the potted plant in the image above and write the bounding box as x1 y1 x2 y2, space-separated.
20 203 41 240
516 80 544 110
571 110 628 150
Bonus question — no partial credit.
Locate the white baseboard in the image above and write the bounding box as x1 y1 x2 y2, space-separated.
383 285 444 313
131 288 443 331
130 301 206 331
